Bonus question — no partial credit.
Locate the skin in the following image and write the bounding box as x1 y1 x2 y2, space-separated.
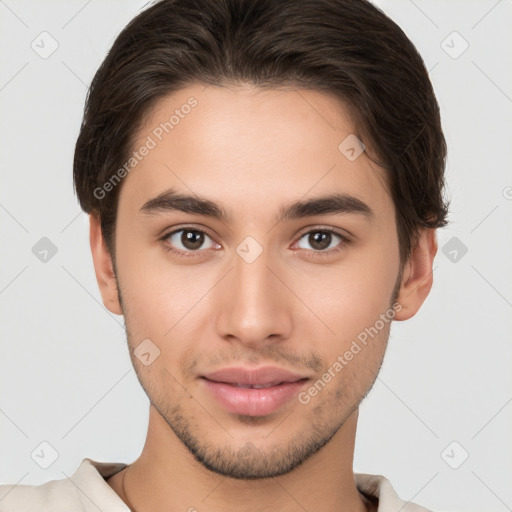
90 83 437 512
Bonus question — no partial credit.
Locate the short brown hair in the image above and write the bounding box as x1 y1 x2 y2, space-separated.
73 0 449 264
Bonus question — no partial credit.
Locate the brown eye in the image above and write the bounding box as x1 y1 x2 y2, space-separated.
165 228 217 253
309 231 332 250
296 229 346 253
181 230 205 250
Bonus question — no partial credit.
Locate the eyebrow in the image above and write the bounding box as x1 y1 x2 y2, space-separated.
140 187 373 223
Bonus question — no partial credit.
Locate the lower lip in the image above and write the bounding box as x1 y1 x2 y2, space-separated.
201 378 309 416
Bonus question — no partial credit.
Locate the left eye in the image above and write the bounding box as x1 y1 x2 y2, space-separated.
296 230 345 252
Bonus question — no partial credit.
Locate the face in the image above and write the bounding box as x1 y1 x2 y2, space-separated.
93 84 431 479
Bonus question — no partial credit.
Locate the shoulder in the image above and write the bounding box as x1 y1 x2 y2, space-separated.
0 477 79 510
0 458 128 511
355 472 434 512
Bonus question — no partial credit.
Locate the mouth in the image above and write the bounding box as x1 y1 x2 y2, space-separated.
200 366 311 416
221 380 302 389
202 365 310 386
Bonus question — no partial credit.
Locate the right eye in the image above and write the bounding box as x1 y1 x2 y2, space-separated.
162 227 221 257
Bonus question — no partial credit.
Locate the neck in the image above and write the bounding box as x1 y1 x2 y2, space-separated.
110 405 371 512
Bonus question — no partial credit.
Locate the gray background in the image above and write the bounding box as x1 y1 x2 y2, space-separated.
1 1 511 511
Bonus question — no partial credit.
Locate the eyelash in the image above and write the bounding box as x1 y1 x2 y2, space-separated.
160 226 350 259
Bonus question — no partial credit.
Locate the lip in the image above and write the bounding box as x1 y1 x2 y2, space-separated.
201 366 310 416
202 366 308 386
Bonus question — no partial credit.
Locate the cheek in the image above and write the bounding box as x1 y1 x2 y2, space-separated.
291 255 398 343
117 248 220 356
301 319 390 412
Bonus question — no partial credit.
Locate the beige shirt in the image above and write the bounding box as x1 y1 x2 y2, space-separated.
0 458 433 511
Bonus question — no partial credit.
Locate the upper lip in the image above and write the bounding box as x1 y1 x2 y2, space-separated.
202 366 310 386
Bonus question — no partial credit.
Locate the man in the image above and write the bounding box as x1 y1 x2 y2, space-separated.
0 0 448 510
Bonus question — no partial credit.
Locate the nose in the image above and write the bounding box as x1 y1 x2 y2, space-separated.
214 244 293 348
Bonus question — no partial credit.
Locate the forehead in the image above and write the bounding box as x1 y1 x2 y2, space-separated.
120 84 392 220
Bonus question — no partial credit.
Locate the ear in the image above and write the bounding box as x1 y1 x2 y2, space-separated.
393 228 438 321
89 213 123 316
